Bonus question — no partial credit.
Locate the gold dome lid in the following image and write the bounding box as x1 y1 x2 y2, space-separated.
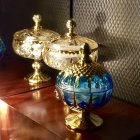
13 15 60 42
42 19 98 70
13 14 60 60
45 19 98 54
63 43 106 79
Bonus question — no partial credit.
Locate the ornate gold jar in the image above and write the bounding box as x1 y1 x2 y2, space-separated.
13 15 60 84
42 19 98 70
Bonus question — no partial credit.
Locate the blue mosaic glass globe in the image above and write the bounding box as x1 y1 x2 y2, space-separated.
56 44 113 110
0 38 6 59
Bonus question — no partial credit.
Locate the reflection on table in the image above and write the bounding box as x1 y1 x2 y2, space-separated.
2 86 140 140
0 99 62 140
0 58 55 98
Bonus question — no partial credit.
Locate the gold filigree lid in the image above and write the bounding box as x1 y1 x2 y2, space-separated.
13 15 60 42
13 14 60 60
45 19 98 54
63 43 106 79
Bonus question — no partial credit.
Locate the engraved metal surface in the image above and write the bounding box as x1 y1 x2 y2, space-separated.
73 0 140 105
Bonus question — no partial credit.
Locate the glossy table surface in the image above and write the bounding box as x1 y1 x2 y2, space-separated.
2 86 140 140
0 59 140 140
0 58 55 97
0 100 62 140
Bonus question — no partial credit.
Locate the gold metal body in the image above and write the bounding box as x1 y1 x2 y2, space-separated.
24 15 51 83
13 14 60 84
63 44 106 80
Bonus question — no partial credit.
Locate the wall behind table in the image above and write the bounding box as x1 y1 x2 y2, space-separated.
0 0 68 59
74 0 140 105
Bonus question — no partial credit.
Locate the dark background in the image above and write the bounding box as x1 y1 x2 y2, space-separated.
0 0 68 58
0 0 139 105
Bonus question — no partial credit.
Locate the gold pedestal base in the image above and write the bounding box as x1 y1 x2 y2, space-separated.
25 72 51 84
65 112 103 131
25 60 51 84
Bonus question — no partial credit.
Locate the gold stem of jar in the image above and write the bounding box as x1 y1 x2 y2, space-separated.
24 60 51 84
65 109 103 130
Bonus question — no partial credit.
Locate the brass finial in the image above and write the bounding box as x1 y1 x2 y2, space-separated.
79 43 92 65
33 14 42 31
63 43 106 80
66 19 76 38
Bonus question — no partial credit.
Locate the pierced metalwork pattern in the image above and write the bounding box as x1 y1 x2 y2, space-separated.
73 0 140 105
38 0 69 34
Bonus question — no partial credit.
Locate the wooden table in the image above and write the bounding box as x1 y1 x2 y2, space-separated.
0 58 56 97
0 99 62 140
0 59 140 140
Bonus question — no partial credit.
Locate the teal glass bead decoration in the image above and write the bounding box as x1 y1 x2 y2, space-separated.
56 43 113 131
0 37 6 59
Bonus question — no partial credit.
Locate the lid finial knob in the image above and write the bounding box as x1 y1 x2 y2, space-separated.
66 19 76 38
33 14 42 31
